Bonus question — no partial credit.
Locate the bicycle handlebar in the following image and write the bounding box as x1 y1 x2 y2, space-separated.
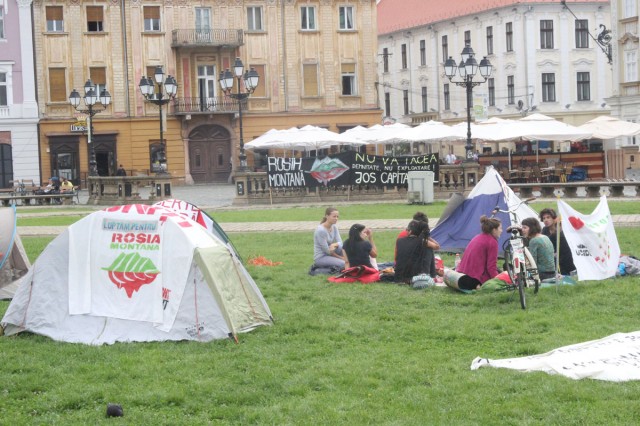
491 197 536 216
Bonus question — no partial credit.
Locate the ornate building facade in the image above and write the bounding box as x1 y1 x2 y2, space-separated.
33 0 381 185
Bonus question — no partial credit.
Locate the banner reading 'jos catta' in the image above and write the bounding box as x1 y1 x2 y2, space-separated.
267 152 439 188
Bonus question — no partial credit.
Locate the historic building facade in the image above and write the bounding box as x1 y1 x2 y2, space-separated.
0 0 39 187
376 0 612 157
32 0 381 186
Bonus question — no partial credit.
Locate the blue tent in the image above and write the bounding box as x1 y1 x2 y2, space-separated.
431 167 538 253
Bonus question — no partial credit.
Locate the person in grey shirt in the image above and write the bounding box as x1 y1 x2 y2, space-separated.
313 207 346 269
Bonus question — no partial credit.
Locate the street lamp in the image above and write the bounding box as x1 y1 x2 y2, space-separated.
219 57 260 171
69 79 112 176
443 44 493 161
139 66 178 174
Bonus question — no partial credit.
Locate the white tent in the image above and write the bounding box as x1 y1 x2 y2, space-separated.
343 123 411 144
391 120 461 144
244 125 367 151
0 206 30 300
1 204 273 345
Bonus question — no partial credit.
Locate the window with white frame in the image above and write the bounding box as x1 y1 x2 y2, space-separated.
401 44 407 69
420 40 426 66
403 90 409 115
625 50 638 82
301 6 316 30
0 7 4 39
421 86 428 112
577 71 590 101
442 35 448 62
341 63 356 95
444 84 450 110
0 72 7 106
542 73 556 102
247 6 263 31
46 6 64 32
575 20 589 48
90 67 107 98
486 26 493 55
506 22 513 52
144 6 161 31
540 20 554 49
339 6 354 30
87 6 104 32
488 78 495 106
507 75 514 104
384 92 390 117
624 0 637 18
382 48 389 73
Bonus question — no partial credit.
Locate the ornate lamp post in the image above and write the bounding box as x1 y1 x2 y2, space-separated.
69 80 111 176
139 66 178 173
219 57 260 171
443 44 492 161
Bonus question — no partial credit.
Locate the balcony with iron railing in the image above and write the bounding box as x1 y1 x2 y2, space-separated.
171 29 243 48
173 97 247 115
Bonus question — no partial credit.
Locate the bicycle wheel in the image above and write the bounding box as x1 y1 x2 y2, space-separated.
516 269 526 310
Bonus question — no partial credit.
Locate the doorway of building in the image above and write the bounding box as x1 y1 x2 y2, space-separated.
188 125 232 183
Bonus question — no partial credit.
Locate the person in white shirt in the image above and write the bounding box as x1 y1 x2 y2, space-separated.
446 153 456 164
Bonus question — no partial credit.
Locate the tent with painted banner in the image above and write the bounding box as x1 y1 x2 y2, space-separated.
471 331 640 382
0 206 30 299
1 204 273 345
557 196 620 281
430 166 538 253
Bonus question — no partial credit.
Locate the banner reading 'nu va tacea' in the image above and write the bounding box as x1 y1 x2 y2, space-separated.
267 152 439 188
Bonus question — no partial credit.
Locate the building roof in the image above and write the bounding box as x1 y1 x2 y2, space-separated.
377 0 609 35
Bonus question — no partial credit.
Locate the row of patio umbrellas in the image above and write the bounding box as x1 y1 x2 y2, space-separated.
243 115 640 151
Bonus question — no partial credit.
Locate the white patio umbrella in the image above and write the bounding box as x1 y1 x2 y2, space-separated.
391 120 461 143
343 123 411 144
578 116 640 178
244 125 368 151
578 115 640 139
515 113 592 142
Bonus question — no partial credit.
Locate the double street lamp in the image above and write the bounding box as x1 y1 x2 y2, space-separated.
219 57 260 171
69 80 111 176
139 66 178 174
444 44 493 161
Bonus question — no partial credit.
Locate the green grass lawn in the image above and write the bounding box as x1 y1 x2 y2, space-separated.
2 223 640 424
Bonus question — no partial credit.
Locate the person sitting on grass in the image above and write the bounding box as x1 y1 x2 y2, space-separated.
313 207 347 270
395 220 438 284
456 215 502 290
540 208 576 276
521 217 556 280
343 223 377 269
395 211 440 263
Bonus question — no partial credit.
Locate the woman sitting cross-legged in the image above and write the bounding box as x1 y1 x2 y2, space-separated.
343 223 378 269
521 217 556 280
395 220 437 284
313 207 347 270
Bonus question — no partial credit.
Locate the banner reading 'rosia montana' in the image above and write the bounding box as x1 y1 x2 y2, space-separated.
267 152 439 188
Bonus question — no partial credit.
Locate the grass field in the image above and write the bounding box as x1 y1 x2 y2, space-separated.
2 205 640 424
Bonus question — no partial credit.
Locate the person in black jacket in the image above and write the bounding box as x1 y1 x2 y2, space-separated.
540 208 576 275
395 220 436 284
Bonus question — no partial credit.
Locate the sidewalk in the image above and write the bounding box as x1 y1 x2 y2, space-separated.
15 183 640 236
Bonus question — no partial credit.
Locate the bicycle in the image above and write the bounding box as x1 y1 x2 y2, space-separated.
491 198 541 309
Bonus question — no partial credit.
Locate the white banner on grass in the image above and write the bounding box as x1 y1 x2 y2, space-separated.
557 196 620 281
471 331 640 382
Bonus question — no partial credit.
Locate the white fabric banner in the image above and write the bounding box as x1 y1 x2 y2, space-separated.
68 205 202 330
557 196 620 281
471 331 640 382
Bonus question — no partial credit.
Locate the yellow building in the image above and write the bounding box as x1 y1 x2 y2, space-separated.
34 1 382 186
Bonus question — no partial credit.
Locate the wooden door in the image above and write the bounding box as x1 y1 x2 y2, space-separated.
189 125 231 182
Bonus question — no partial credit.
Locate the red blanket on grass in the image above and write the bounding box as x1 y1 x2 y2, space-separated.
328 265 380 283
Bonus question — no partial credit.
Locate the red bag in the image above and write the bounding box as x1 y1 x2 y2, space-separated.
328 265 380 283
